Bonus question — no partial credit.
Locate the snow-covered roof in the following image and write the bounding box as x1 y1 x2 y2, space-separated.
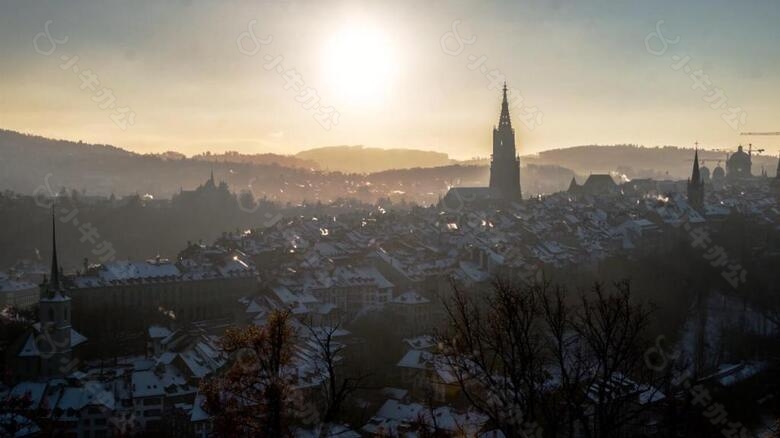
131 370 164 398
18 327 87 358
101 260 181 281
148 325 172 339
8 382 47 410
391 291 430 305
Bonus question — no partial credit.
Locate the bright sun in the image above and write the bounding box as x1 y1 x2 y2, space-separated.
322 24 398 105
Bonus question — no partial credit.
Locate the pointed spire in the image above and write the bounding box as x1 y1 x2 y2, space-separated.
498 82 512 130
688 145 705 209
691 146 701 184
49 212 61 295
204 166 216 189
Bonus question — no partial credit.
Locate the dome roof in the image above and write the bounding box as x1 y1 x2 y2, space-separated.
699 166 711 181
727 145 752 177
730 145 750 161
712 165 725 179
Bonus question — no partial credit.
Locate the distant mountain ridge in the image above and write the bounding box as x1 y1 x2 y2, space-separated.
189 151 319 170
2 128 777 199
150 145 455 174
295 145 455 173
525 144 779 181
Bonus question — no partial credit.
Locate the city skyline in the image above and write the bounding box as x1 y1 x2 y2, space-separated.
3 2 780 435
1 0 780 159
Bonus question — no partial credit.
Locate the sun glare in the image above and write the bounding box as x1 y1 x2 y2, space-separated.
322 24 398 105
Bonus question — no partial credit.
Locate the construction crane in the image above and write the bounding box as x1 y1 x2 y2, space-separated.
749 144 765 156
688 159 722 166
686 142 726 166
740 132 778 156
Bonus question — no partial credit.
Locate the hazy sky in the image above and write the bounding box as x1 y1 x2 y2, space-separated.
1 0 779 159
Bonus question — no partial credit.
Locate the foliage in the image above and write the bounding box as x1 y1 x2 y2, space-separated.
200 310 298 437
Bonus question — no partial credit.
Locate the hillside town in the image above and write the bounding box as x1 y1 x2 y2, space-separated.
2 140 780 435
2 83 780 436
5 1 780 436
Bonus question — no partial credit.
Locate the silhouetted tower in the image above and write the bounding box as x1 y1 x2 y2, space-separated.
770 155 780 195
205 166 216 189
687 146 704 210
39 214 73 376
776 154 780 178
489 83 522 201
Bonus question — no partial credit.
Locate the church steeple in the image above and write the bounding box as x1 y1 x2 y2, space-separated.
691 147 701 184
203 166 216 189
444 81 522 205
489 82 522 201
687 144 704 210
37 211 75 377
48 212 62 297
498 82 512 130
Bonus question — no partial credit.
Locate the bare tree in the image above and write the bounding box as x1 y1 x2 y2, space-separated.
438 277 548 437
536 284 592 438
303 315 370 437
411 383 472 437
200 309 297 437
571 281 659 438
438 278 664 438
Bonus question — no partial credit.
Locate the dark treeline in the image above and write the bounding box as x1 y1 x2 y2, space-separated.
0 187 377 269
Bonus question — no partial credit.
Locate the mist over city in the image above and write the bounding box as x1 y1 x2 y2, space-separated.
1 1 780 437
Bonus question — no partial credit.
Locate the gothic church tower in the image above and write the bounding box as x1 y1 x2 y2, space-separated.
489 83 522 201
687 148 705 210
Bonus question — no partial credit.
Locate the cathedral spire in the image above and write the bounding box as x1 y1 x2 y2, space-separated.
498 82 512 130
489 82 522 201
49 212 61 295
687 146 704 210
691 146 701 184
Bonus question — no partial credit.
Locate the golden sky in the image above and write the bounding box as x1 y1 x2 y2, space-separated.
1 0 779 159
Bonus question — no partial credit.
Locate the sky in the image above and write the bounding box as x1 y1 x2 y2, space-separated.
1 0 779 159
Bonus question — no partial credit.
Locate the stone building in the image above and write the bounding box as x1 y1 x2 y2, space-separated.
726 145 752 179
66 245 257 354
443 83 522 206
